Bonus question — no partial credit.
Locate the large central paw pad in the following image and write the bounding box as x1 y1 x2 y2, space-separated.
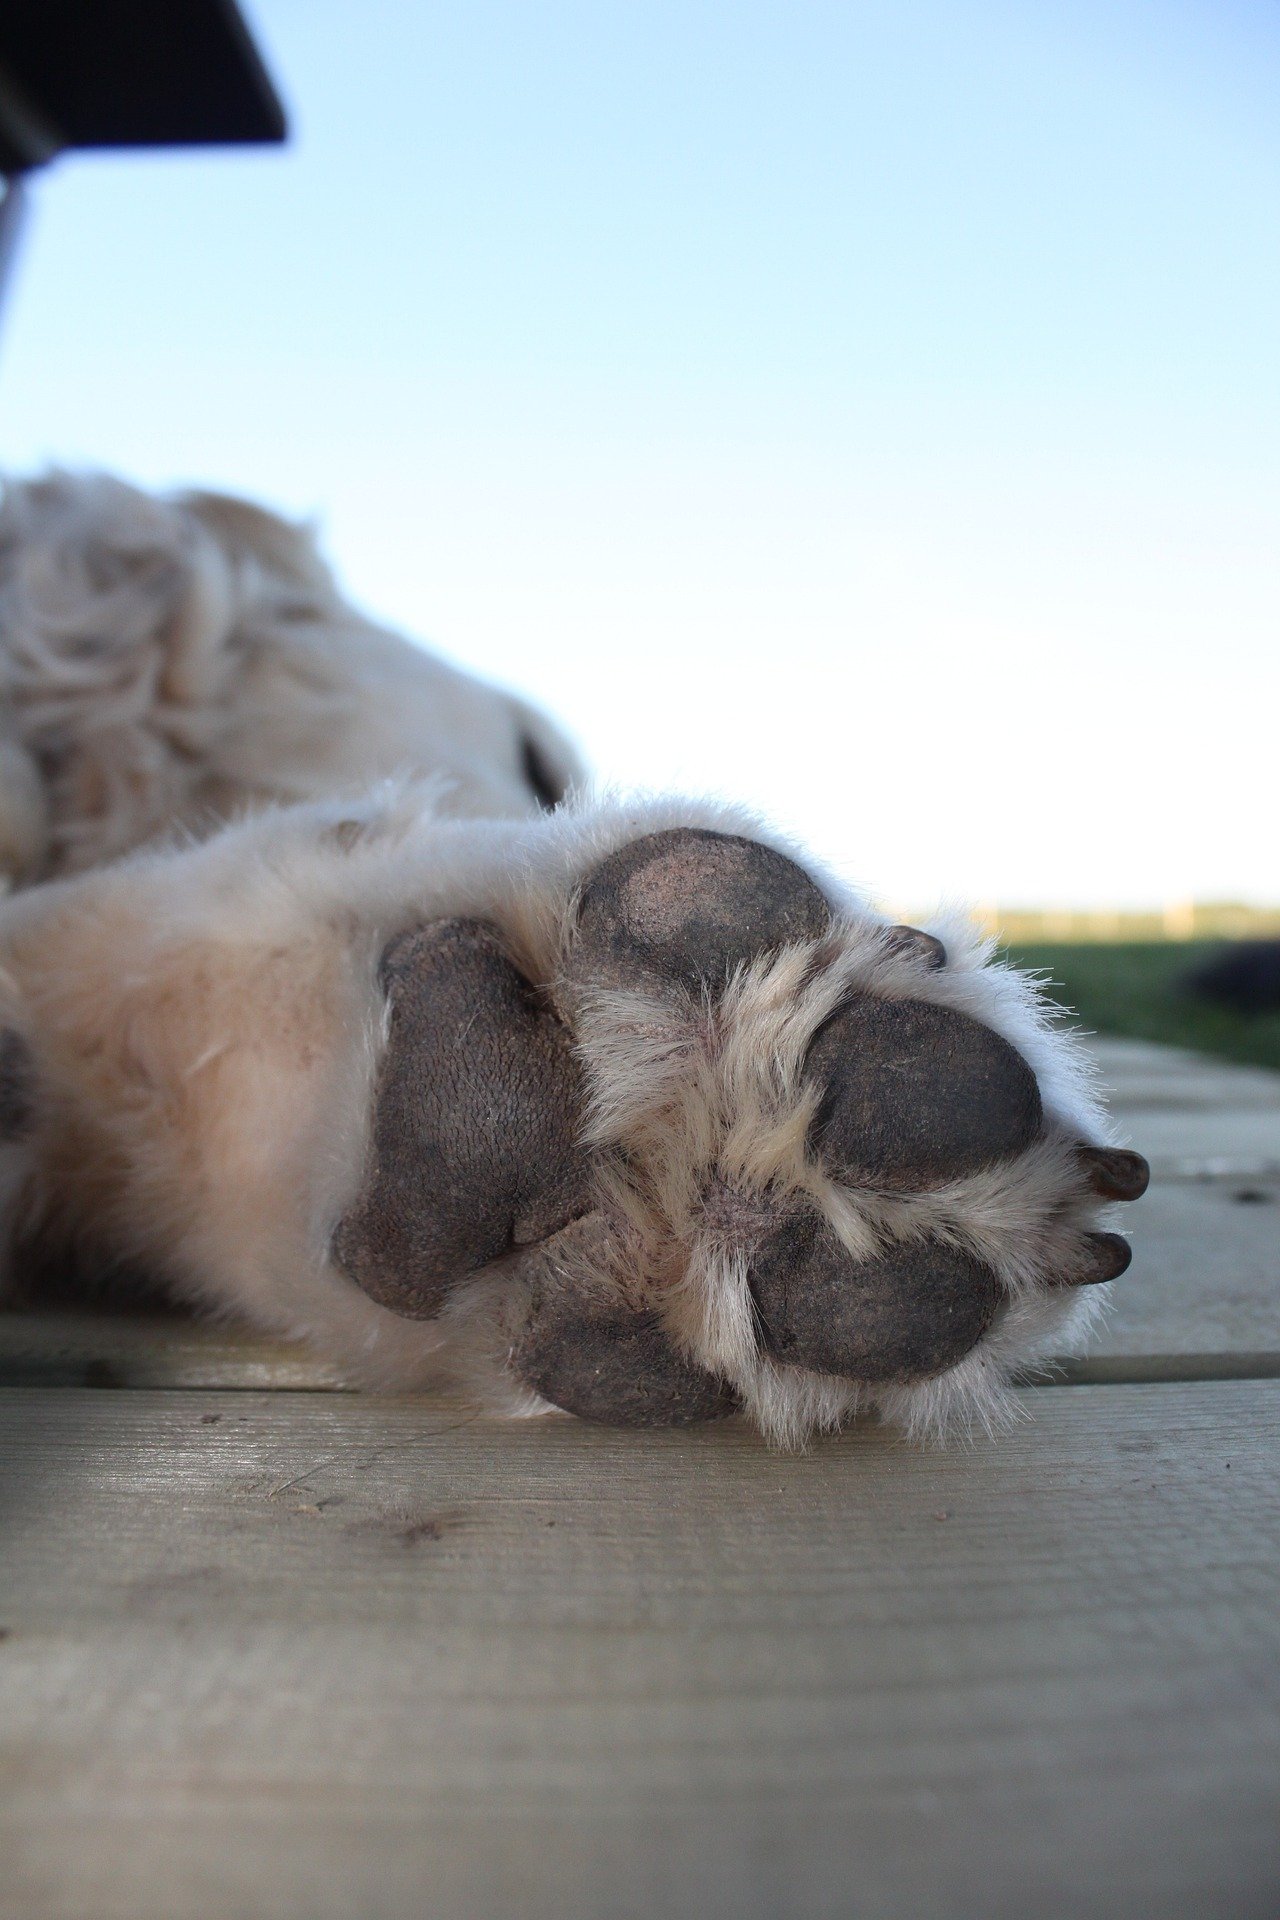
333 826 1148 1435
332 921 590 1318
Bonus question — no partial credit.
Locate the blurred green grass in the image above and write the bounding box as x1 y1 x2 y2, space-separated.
1003 941 1280 1072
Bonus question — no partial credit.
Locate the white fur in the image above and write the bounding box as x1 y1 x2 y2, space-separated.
0 471 583 880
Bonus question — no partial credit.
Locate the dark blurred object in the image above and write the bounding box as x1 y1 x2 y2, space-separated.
0 1 285 334
1183 941 1280 1016
0 174 25 313
0 0 285 174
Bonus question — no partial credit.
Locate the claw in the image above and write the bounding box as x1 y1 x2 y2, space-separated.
883 924 947 969
1056 1230 1133 1286
1077 1145 1150 1202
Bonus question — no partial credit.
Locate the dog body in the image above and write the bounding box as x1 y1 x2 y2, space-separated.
0 473 581 884
0 472 1144 1444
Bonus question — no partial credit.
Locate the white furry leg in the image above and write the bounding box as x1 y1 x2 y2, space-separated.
0 798 447 1379
0 792 1148 1444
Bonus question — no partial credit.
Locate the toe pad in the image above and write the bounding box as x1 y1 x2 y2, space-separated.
808 997 1043 1191
512 1218 738 1427
572 828 831 995
749 1208 1003 1383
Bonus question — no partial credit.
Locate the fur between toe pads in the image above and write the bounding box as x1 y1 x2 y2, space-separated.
335 827 1146 1446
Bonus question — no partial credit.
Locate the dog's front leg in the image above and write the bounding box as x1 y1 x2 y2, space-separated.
0 787 1146 1445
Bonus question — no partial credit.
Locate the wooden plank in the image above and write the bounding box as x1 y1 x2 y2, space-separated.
0 1308 347 1392
1122 1113 1280 1178
1095 1036 1280 1116
1094 1173 1280 1360
4 1153 1279 1401
1 1383 1278 1919
1096 1036 1280 1176
1070 1040 1280 1371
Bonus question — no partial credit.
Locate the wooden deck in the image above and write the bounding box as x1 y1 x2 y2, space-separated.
2 1038 1278 1919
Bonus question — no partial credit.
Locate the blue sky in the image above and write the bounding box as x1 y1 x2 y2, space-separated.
2 0 1277 910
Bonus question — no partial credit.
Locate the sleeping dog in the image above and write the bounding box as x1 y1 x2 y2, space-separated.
0 472 1147 1444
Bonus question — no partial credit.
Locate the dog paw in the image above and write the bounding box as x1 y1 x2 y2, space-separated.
334 825 1147 1441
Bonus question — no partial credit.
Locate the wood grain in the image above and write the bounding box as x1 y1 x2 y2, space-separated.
0 1306 348 1392
1099 1036 1280 1177
1 1382 1279 1920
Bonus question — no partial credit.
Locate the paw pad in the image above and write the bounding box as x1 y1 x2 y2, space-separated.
512 1220 738 1426
333 921 589 1318
806 997 1043 1191
748 1206 1004 1383
0 1030 33 1141
570 827 831 995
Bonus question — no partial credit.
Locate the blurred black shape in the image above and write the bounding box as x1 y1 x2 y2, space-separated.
1184 941 1280 1016
0 0 286 175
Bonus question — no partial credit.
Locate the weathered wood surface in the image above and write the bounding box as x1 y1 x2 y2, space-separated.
1097 1035 1280 1116
1088 1039 1280 1368
2 1382 1279 1920
0 1306 352 1392
1098 1035 1280 1174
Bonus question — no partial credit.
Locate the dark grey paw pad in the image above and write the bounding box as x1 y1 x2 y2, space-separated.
749 1207 1003 1383
334 920 590 1318
571 827 831 996
514 1253 738 1427
807 996 1043 1192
